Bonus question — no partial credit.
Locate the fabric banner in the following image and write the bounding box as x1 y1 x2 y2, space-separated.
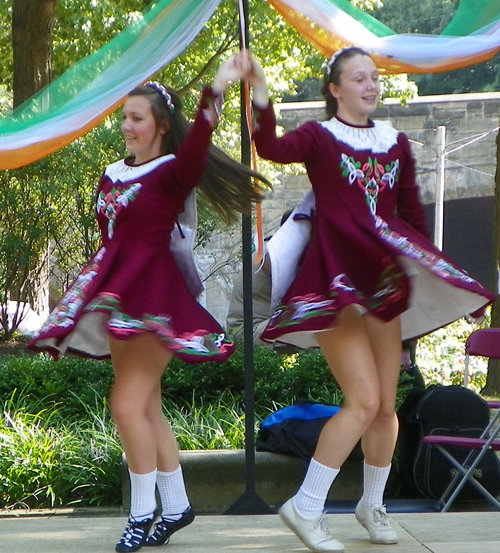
2 0 500 169
441 0 500 36
0 0 221 169
268 0 500 74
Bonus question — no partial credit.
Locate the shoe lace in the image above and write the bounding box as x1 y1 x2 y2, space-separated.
120 517 148 545
372 506 390 527
315 515 332 537
154 517 174 533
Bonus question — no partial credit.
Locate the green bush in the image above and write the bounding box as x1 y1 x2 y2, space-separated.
0 345 345 420
0 354 113 419
0 391 255 509
0 344 346 509
0 343 417 509
163 344 344 415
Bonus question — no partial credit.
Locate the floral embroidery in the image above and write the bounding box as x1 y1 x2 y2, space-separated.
382 160 399 189
268 293 336 328
85 293 233 359
375 216 476 283
331 273 357 293
39 248 106 332
340 153 364 185
290 299 336 321
341 154 400 216
96 182 142 239
202 93 224 129
368 263 406 309
266 266 407 333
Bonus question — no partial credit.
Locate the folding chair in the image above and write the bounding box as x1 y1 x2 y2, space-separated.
421 328 500 512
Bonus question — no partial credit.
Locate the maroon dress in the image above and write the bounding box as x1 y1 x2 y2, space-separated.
28 89 235 363
253 102 496 349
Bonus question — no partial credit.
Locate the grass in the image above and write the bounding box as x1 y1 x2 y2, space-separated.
0 390 256 509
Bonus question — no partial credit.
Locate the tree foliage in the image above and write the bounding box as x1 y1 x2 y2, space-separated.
371 0 500 95
52 0 148 79
0 159 59 337
372 0 459 34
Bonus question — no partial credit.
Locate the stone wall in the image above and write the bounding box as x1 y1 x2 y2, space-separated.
200 92 500 325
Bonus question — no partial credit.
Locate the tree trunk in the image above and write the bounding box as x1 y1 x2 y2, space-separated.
483 128 500 395
12 0 57 107
8 0 57 328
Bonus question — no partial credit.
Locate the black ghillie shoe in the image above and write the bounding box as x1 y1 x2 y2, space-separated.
145 506 195 546
115 516 154 552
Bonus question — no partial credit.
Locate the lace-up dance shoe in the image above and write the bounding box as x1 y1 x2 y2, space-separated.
279 497 345 553
115 516 154 552
145 505 195 546
355 502 398 544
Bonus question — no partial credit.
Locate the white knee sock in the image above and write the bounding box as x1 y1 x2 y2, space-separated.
129 469 157 521
295 458 340 519
156 466 190 519
360 462 391 507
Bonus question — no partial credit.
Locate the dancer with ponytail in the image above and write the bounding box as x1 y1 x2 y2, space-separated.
240 48 495 552
28 54 268 552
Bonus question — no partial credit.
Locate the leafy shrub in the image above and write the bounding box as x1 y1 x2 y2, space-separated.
0 342 421 509
0 354 113 419
0 391 122 509
0 391 252 509
0 345 345 419
163 344 344 415
417 315 489 392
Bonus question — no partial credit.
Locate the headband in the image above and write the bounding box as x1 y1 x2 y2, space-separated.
326 46 358 78
145 81 175 114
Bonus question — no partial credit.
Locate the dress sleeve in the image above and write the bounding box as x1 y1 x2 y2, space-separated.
396 133 431 239
252 101 319 164
171 87 223 191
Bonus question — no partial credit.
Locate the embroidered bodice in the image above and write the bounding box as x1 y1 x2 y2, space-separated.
253 104 428 238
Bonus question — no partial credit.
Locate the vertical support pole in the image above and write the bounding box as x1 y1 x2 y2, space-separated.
434 125 446 250
224 0 272 515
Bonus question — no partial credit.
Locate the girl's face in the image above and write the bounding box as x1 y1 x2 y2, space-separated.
328 54 380 125
121 96 167 164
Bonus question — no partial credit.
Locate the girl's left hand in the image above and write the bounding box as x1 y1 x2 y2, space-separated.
213 52 250 95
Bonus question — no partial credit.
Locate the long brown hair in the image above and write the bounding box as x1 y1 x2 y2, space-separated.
321 47 373 119
127 84 270 225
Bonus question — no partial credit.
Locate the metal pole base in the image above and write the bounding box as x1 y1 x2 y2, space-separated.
224 490 274 515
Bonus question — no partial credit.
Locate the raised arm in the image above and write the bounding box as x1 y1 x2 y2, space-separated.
241 51 318 165
172 54 246 188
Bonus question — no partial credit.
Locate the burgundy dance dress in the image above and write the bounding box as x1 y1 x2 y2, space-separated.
253 102 496 349
28 89 235 363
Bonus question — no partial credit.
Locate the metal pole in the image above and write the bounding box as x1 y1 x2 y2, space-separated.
434 125 446 250
224 0 272 515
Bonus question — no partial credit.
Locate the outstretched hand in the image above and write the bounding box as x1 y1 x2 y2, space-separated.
212 51 269 106
238 50 267 89
212 52 250 95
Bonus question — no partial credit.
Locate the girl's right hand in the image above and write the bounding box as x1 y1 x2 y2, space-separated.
239 51 269 108
239 51 267 89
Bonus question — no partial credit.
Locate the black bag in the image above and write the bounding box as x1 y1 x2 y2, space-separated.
397 384 500 502
256 403 341 460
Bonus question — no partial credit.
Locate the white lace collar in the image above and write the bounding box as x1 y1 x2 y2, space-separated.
320 117 399 153
105 154 175 182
